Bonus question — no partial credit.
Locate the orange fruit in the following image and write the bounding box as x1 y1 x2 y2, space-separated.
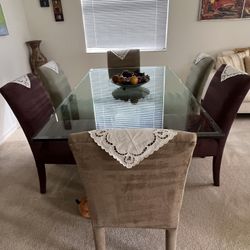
112 75 120 83
130 76 138 85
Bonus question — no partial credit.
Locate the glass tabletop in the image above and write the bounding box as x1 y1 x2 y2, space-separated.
33 66 223 141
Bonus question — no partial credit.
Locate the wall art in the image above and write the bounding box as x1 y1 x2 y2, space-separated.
52 0 64 22
243 0 250 18
199 0 250 20
0 4 8 36
40 0 50 7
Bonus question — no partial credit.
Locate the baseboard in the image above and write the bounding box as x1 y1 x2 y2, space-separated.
0 123 19 145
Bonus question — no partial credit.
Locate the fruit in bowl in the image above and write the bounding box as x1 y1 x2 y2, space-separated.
130 76 139 85
111 70 150 87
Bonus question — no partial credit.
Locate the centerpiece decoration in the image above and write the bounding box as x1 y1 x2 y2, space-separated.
111 70 150 89
111 70 150 104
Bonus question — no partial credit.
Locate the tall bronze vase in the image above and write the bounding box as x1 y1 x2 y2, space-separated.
26 40 48 76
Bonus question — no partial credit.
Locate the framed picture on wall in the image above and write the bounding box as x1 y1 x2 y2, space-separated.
0 4 8 36
199 0 246 20
40 0 50 7
52 0 64 22
243 0 250 18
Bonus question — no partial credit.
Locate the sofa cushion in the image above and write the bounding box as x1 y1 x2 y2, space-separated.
216 50 249 71
244 56 250 74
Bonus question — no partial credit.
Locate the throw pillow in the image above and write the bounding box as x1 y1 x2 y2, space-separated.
244 56 250 74
216 50 250 71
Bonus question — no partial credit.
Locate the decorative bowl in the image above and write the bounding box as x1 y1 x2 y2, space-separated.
111 70 150 88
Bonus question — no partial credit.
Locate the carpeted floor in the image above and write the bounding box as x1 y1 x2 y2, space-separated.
0 118 249 250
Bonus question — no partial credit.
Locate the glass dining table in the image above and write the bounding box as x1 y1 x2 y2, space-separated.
33 66 223 141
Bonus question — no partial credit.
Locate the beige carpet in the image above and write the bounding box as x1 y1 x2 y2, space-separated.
0 118 250 250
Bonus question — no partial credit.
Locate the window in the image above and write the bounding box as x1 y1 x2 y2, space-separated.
80 0 169 53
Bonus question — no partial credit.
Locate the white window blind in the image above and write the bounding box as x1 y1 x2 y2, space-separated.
80 0 169 53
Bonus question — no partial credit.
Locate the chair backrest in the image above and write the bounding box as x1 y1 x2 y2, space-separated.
185 54 215 103
203 64 250 139
37 61 71 108
107 49 140 77
0 74 54 140
69 130 196 229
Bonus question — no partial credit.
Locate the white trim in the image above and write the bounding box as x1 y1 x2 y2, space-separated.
80 0 89 53
164 0 169 51
86 48 167 54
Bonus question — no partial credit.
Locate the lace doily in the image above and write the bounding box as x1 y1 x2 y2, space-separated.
111 50 129 60
221 65 247 82
89 129 178 168
12 75 31 88
42 61 59 74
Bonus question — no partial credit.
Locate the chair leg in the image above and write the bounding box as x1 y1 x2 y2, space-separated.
35 162 46 194
213 152 223 187
165 229 177 250
93 227 106 250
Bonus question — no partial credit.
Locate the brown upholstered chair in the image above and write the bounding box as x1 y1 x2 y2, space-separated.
193 64 250 186
0 74 75 193
107 49 140 77
69 130 196 250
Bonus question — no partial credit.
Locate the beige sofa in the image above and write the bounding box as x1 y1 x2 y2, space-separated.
205 48 250 114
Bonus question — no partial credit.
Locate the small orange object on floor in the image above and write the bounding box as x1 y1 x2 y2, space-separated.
76 198 90 219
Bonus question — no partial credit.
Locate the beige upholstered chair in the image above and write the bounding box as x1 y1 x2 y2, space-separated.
185 53 215 103
107 49 140 77
69 130 196 250
37 61 71 108
38 61 79 120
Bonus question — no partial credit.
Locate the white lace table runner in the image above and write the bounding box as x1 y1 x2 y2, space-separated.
89 129 177 168
221 65 247 82
13 75 31 88
41 61 59 74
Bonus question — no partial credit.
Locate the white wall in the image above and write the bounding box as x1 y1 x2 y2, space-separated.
0 0 31 143
23 0 250 86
